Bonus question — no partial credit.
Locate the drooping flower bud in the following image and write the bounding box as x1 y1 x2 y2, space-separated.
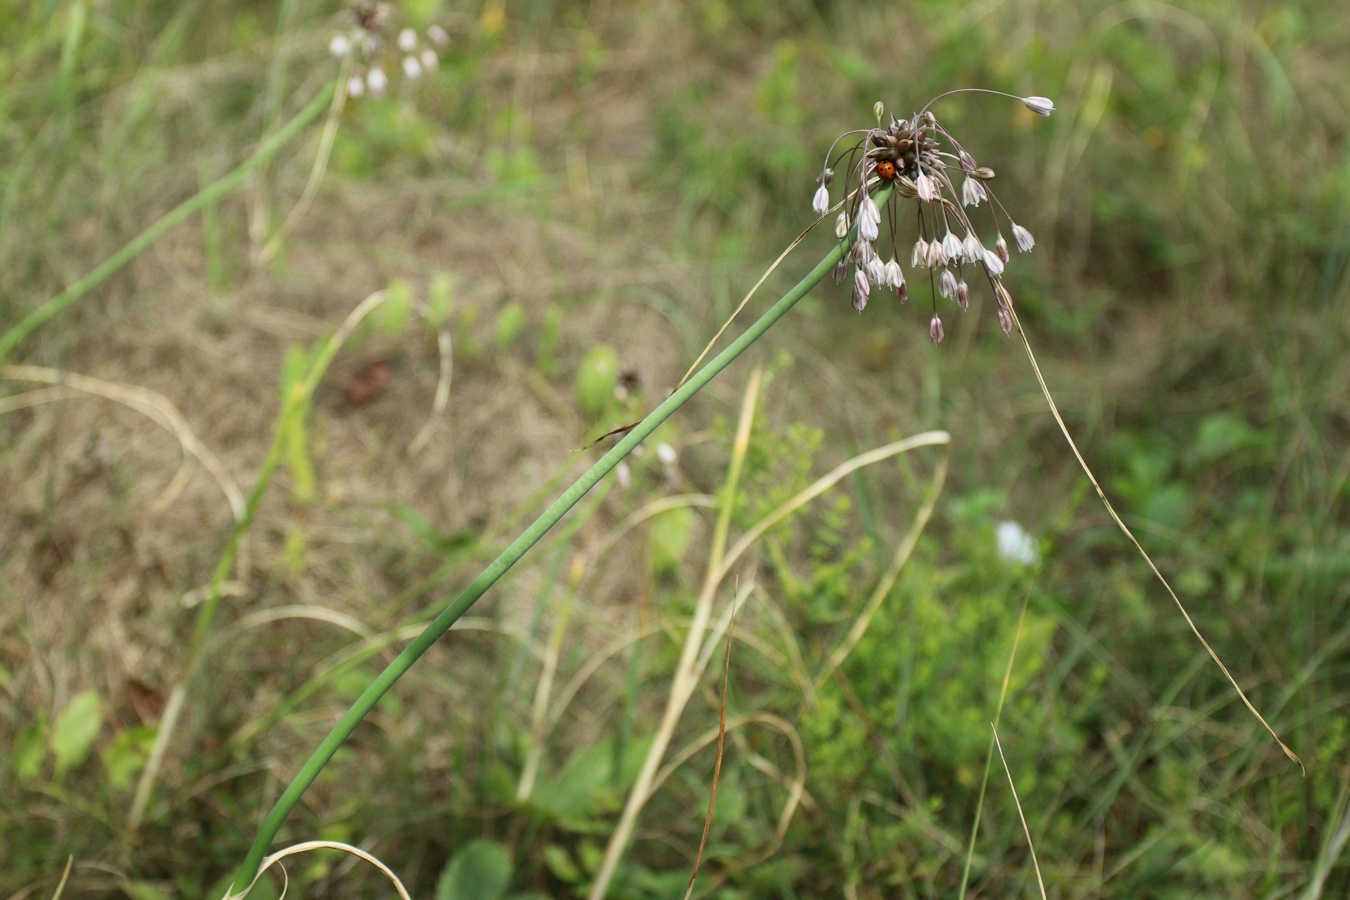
1023 96 1055 117
982 249 1005 277
812 184 831 216
1012 223 1035 252
929 315 945 344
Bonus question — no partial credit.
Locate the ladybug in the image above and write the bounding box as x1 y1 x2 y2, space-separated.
875 160 898 181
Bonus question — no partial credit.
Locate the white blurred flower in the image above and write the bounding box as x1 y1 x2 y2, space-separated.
402 55 423 79
329 33 352 58
427 24 449 46
366 65 388 97
398 28 417 52
996 521 1039 565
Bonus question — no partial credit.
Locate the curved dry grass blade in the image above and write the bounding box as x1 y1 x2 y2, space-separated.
1010 308 1302 772
960 590 1033 899
676 219 822 390
1 365 246 521
991 726 1047 900
684 590 738 900
257 64 350 264
222 840 412 900
409 324 453 456
813 439 949 691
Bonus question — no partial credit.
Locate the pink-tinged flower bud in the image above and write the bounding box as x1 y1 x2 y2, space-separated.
916 172 937 202
835 213 849 240
812 184 830 216
854 240 875 265
998 307 1013 335
961 176 986 207
938 268 958 298
1012 223 1035 252
995 235 1010 263
942 232 963 264
398 28 418 52
832 260 847 282
859 211 879 242
927 240 944 269
854 267 871 299
911 239 928 268
994 282 1015 310
895 282 909 303
884 258 905 289
929 315 945 344
956 280 970 309
862 195 881 225
1023 96 1055 117
963 232 983 263
982 249 1005 277
865 257 884 284
959 149 976 172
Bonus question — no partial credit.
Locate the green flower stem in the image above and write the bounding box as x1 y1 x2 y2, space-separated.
0 81 337 362
228 190 890 896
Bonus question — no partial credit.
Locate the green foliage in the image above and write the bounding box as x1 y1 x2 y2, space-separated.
435 839 512 900
50 689 103 778
527 736 653 832
574 344 621 421
647 505 696 578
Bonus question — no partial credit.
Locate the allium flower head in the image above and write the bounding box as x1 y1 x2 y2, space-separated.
329 3 449 100
809 89 1051 343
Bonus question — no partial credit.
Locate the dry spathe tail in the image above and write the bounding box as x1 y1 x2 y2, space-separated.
1010 306 1303 774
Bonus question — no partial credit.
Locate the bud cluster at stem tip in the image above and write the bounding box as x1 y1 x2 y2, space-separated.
812 90 1052 344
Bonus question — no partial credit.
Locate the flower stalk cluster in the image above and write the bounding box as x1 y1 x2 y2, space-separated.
812 92 1054 343
328 1 449 99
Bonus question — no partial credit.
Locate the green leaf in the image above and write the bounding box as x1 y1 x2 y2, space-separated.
102 725 155 791
125 882 173 900
50 690 102 776
649 506 696 577
574 345 620 420
528 737 651 829
375 279 414 337
542 845 582 884
536 308 561 376
426 272 455 327
13 714 48 781
494 302 526 351
435 839 513 900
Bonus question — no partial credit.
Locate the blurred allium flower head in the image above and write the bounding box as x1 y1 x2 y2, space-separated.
811 91 1053 343
328 1 449 99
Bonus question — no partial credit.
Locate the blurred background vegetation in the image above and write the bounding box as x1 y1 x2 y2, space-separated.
2 0 1348 896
